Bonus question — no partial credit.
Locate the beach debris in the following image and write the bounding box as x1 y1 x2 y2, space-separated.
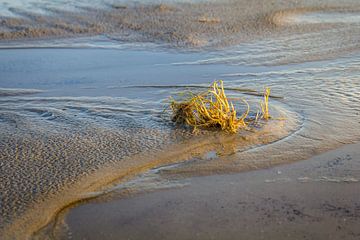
260 87 271 120
169 80 271 133
198 16 221 24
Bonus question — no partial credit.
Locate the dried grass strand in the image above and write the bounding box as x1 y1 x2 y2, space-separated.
170 80 259 133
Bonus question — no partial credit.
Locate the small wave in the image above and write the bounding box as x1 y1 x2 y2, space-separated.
0 88 43 96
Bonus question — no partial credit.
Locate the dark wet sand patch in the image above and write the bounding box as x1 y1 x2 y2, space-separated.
55 142 360 240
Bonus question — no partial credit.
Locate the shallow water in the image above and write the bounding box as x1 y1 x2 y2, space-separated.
0 0 201 17
1 0 360 239
285 12 360 24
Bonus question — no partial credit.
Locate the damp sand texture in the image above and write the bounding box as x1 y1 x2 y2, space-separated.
0 0 359 48
1 0 360 239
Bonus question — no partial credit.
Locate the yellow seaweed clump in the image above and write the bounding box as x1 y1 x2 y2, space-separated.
170 80 272 133
170 80 251 133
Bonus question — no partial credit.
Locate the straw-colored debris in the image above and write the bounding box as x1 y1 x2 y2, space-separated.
198 17 221 24
260 87 271 120
170 80 271 133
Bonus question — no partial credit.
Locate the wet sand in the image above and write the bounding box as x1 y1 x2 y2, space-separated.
52 142 360 240
0 48 299 240
0 0 360 239
0 0 360 48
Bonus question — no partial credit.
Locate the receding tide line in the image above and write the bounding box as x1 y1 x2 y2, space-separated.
0 88 44 97
123 85 284 99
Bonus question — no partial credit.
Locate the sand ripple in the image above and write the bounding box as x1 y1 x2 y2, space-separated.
0 0 359 48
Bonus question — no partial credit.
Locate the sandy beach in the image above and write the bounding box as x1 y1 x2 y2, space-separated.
48 142 360 240
0 0 360 239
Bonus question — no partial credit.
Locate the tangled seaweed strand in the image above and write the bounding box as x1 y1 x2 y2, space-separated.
260 87 271 120
170 80 250 133
170 80 271 133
